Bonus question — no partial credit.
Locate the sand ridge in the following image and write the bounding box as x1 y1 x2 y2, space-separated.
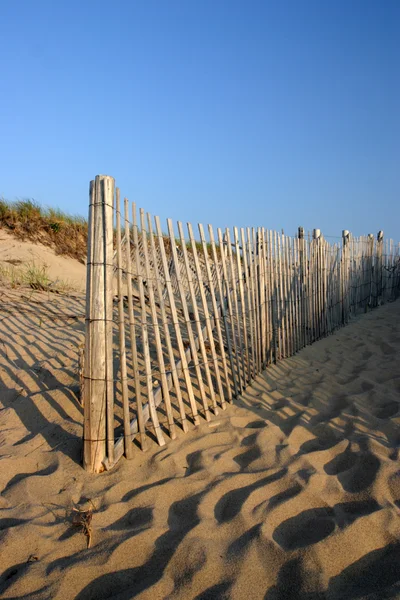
0 228 86 291
0 285 400 599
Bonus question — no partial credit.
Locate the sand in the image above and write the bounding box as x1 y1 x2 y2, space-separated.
0 228 86 291
1 242 400 599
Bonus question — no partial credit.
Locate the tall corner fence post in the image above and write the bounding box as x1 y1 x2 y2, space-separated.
83 175 115 473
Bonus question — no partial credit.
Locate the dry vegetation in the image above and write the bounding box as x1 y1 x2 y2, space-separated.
0 261 72 292
0 199 88 262
0 198 220 264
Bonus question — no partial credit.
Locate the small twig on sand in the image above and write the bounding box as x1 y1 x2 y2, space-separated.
72 504 93 548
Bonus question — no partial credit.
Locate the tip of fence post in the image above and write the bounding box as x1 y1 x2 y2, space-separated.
95 174 114 180
377 231 384 241
342 230 350 247
298 226 304 239
313 229 321 240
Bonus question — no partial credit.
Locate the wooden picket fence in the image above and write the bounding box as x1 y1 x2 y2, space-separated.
83 175 400 472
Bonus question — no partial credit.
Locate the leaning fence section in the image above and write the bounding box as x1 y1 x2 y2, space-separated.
83 175 400 472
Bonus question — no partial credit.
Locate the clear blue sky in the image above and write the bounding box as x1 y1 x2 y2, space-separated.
1 0 399 241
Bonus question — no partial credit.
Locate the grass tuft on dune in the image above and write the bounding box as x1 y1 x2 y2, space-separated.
0 199 88 262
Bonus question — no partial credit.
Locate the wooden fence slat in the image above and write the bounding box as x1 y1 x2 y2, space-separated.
147 213 189 433
234 227 251 383
263 229 273 366
284 235 292 356
310 234 316 340
83 180 95 470
276 231 285 357
124 197 147 451
293 237 300 352
104 177 115 465
313 230 320 340
199 223 231 406
133 204 165 447
290 236 297 352
311 233 317 340
333 242 338 328
282 234 291 357
155 216 199 425
315 233 320 338
297 228 305 349
241 228 256 379
270 230 279 362
326 241 331 333
187 222 226 411
141 209 177 439
175 220 214 419
225 228 247 389
83 181 94 410
219 228 243 393
342 230 349 322
115 189 133 459
288 236 295 356
390 239 395 300
319 234 325 336
307 237 312 342
217 228 241 395
259 228 267 368
252 228 262 370
261 228 270 368
152 220 199 426
329 244 334 329
209 225 238 401
323 238 328 335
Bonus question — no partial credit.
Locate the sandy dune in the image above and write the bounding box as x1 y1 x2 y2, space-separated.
0 280 399 598
0 228 86 291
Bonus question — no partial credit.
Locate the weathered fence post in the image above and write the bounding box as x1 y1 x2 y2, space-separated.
84 175 115 473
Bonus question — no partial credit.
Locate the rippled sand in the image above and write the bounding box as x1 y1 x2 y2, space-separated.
1 289 399 599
